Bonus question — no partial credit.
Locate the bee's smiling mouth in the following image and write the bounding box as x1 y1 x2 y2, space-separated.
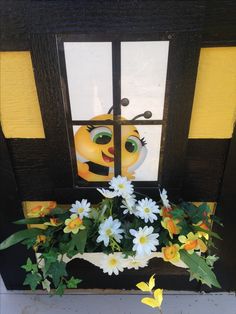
102 152 114 163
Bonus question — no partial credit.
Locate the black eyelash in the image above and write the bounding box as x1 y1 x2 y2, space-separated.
87 125 96 132
140 137 147 146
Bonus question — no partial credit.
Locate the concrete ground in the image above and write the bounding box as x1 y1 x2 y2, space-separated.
1 276 236 314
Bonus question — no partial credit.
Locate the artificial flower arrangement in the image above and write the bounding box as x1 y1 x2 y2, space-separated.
0 176 221 295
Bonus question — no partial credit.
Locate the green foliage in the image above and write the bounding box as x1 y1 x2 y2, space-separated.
23 272 42 291
66 276 82 288
55 282 67 296
206 255 219 268
14 217 49 225
21 258 38 272
180 250 221 288
0 228 42 250
46 260 67 287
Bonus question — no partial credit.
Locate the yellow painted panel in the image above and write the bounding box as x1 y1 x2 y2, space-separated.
23 201 57 229
0 52 45 138
189 47 236 139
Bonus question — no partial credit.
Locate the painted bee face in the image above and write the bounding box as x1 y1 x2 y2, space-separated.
74 114 147 179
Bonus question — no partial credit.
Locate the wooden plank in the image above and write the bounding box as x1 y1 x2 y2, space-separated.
0 0 30 51
6 138 229 202
182 139 230 201
6 139 54 200
210 126 236 291
30 1 205 34
0 129 36 290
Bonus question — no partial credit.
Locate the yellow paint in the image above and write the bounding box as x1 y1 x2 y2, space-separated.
0 52 45 138
23 201 57 229
189 47 236 139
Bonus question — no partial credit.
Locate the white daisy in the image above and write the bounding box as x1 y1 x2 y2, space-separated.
121 195 137 215
159 188 171 208
109 176 134 197
96 216 124 247
70 199 91 219
124 255 148 270
97 188 118 198
100 253 125 275
130 226 159 256
136 198 160 223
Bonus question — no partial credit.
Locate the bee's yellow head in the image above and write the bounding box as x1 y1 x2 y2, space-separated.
74 113 147 173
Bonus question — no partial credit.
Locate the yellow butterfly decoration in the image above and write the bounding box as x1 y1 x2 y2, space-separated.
136 274 163 311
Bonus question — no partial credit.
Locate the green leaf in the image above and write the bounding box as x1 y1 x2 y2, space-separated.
0 228 42 250
193 226 222 240
66 276 82 288
55 282 66 296
49 207 68 215
171 208 185 219
180 250 221 288
206 255 219 268
68 229 87 255
14 217 49 225
23 272 42 290
42 250 59 273
46 260 67 288
21 258 38 272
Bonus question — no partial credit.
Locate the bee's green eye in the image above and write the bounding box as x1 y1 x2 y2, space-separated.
125 136 142 153
90 127 112 145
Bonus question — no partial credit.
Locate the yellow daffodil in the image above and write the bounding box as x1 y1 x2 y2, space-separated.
63 214 85 234
136 275 163 310
160 206 173 218
136 274 155 292
162 243 180 262
141 288 163 309
161 217 181 238
44 218 62 227
178 232 207 254
33 235 47 252
194 221 210 240
27 201 56 218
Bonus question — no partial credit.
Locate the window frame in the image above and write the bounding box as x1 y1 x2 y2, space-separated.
31 32 201 203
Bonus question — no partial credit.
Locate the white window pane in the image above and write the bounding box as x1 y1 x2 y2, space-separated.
64 42 113 120
121 41 169 120
121 125 162 181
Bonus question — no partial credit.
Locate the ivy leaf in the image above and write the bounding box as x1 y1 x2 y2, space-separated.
21 258 38 273
55 282 66 296
0 228 42 250
23 272 42 290
180 250 221 288
66 276 82 288
46 260 67 288
42 250 59 273
206 255 219 268
67 229 87 255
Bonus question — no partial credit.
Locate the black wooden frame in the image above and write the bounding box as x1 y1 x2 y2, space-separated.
31 32 201 203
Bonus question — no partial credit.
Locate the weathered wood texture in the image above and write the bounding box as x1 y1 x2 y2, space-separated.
211 126 236 291
1 1 236 51
6 138 229 202
0 128 36 290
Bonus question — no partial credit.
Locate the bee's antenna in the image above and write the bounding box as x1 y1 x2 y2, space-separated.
107 98 130 114
132 111 152 120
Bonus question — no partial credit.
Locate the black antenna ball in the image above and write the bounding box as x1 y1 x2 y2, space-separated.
143 111 152 119
120 98 129 107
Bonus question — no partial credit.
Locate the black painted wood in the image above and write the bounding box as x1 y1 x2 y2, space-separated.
160 32 202 200
182 139 230 201
6 138 229 202
0 128 36 289
1 1 236 51
31 34 74 189
6 139 54 201
209 126 236 291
